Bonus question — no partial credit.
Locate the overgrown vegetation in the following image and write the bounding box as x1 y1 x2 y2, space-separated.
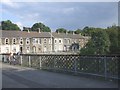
1 20 119 55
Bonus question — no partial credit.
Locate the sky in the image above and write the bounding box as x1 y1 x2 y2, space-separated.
0 0 119 31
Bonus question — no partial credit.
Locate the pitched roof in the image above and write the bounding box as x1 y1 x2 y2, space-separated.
0 30 89 39
52 32 86 39
0 30 52 38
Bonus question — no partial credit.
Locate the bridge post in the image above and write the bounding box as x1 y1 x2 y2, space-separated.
74 59 77 75
28 56 31 67
104 56 107 80
20 56 23 66
39 56 42 69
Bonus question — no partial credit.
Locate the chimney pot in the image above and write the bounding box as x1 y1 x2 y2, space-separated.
38 28 41 33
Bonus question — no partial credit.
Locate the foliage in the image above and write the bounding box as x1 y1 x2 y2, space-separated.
56 28 67 33
1 20 20 30
106 25 120 54
74 29 81 34
80 29 111 55
31 22 51 32
68 30 74 34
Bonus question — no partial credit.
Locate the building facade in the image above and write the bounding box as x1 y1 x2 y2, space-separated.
0 30 90 54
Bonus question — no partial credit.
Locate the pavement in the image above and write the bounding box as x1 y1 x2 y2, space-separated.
1 62 118 88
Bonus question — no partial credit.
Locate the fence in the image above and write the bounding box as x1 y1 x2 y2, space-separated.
1 54 119 80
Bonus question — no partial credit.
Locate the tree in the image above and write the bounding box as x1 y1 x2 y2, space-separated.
68 30 74 34
74 29 81 34
106 25 119 54
31 22 51 32
80 30 110 55
82 26 103 36
56 28 67 33
1 20 20 30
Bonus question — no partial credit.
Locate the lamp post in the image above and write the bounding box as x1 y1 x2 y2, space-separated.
50 30 52 53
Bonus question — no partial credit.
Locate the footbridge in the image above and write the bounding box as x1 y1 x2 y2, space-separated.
1 54 119 88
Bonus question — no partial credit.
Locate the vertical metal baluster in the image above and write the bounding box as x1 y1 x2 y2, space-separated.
74 57 77 75
20 55 23 66
39 56 42 69
28 56 31 67
104 56 107 80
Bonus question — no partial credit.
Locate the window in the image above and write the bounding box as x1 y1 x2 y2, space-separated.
55 40 57 43
5 38 9 45
68 39 70 44
33 38 38 44
26 46 30 53
19 38 23 45
12 38 16 44
64 39 67 43
49 39 52 44
44 38 47 43
38 38 41 44
0 38 1 44
26 38 30 45
6 47 9 53
59 40 61 43
13 47 16 53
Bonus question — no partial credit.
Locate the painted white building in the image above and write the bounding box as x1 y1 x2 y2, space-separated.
0 30 90 54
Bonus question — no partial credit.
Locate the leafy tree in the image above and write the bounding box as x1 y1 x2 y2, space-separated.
80 30 110 55
31 22 51 32
23 27 31 32
56 28 67 33
68 30 74 34
82 26 103 36
74 29 81 34
106 25 119 54
1 20 20 30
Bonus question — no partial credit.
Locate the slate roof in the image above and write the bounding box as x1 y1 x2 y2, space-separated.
0 30 89 39
52 32 86 39
0 30 52 38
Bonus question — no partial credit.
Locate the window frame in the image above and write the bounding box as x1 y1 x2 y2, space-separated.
5 38 9 45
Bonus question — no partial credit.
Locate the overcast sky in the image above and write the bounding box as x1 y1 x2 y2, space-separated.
1 1 118 31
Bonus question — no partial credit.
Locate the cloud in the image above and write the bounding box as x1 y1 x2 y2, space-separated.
1 2 118 31
1 0 21 8
1 0 119 2
15 22 23 29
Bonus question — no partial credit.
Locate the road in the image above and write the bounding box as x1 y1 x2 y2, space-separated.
2 63 118 88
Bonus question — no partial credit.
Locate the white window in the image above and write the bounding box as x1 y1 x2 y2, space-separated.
38 38 41 44
55 40 57 43
13 47 16 53
12 38 16 44
59 40 61 43
64 39 67 43
6 47 9 53
26 38 30 45
19 38 23 45
0 38 1 44
33 38 38 44
44 38 47 43
68 39 70 44
5 38 9 45
49 39 52 44
26 46 30 53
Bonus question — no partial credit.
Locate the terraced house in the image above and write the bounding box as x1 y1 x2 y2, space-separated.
0 30 90 54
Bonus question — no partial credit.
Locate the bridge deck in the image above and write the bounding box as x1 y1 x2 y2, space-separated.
2 63 118 88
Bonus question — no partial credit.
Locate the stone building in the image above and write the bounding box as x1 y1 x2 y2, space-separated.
0 30 90 54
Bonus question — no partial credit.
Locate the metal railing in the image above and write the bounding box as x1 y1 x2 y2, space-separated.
1 54 119 80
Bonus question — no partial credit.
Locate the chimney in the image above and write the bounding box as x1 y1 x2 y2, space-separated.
66 31 68 35
57 30 59 34
27 29 30 33
72 31 75 35
38 28 41 33
79 33 81 36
